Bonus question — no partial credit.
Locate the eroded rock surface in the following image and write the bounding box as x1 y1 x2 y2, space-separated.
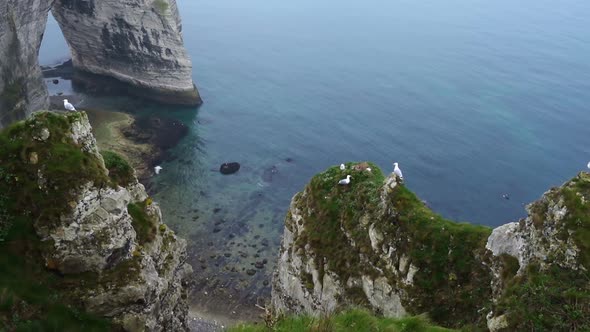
1 111 192 331
0 0 200 128
0 0 51 126
272 162 590 330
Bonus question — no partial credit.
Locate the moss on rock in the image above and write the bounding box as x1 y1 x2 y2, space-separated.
101 150 135 187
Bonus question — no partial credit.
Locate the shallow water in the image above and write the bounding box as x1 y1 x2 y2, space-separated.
39 0 590 321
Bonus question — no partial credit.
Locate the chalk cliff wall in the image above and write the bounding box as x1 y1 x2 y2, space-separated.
0 0 52 127
272 162 589 331
0 0 200 128
52 0 201 105
0 111 192 331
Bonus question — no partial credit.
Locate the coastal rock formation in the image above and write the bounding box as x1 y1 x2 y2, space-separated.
0 0 200 128
0 111 192 331
0 0 51 127
51 0 201 105
272 162 589 330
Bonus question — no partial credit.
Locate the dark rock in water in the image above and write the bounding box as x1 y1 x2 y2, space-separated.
246 269 256 276
213 227 222 233
52 79 59 84
263 280 270 286
255 262 264 269
220 162 240 175
285 158 294 163
213 207 221 214
262 165 279 183
224 253 231 257
262 259 268 264
57 92 63 96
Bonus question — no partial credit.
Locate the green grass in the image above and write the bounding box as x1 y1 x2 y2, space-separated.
496 264 590 331
229 309 455 332
128 199 158 245
101 150 134 187
383 185 492 328
153 0 169 13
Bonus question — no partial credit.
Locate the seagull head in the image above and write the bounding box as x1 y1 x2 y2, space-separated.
347 175 352 179
393 162 398 167
63 99 68 103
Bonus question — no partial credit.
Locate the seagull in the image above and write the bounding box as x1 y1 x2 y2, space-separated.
587 161 590 169
63 99 76 111
366 167 372 172
338 175 352 185
393 162 403 181
154 165 162 175
340 163 346 170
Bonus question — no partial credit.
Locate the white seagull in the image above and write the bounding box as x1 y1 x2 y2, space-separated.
587 161 590 169
154 165 163 175
340 163 346 170
338 175 352 185
63 99 76 111
393 162 404 181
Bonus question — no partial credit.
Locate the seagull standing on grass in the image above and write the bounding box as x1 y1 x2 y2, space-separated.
63 99 76 111
340 163 346 170
154 166 163 175
338 175 352 185
393 162 404 181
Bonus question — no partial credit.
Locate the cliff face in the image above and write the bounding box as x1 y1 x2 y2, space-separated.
0 0 200 128
272 162 589 331
0 111 192 331
0 0 51 127
51 0 201 105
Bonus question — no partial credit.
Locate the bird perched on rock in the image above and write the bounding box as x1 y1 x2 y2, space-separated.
154 165 163 175
393 162 403 181
338 175 352 185
340 163 346 170
63 99 76 111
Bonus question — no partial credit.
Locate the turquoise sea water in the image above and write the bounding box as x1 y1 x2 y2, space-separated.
39 0 590 318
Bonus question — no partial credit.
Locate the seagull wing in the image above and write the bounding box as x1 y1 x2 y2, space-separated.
394 167 403 179
65 103 76 111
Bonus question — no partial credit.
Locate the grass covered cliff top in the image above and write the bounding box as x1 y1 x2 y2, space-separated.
291 162 491 328
285 162 590 330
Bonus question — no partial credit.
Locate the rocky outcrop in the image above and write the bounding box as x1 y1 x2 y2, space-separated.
272 162 590 330
52 0 201 105
0 0 200 128
0 111 192 331
0 0 51 127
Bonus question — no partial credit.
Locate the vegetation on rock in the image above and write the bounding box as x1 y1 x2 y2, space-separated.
101 150 134 187
0 112 182 330
0 112 112 330
290 163 492 328
229 309 454 332
128 199 158 245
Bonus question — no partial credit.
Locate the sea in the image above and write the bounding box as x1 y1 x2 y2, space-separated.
39 0 590 322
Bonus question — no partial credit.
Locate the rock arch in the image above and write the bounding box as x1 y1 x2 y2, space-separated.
0 0 201 127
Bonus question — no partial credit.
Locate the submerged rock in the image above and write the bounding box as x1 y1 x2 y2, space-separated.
220 162 240 175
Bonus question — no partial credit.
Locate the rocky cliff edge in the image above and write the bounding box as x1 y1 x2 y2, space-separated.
271 162 589 331
0 111 192 331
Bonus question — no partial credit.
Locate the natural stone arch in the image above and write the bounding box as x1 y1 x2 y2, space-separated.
0 0 200 128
